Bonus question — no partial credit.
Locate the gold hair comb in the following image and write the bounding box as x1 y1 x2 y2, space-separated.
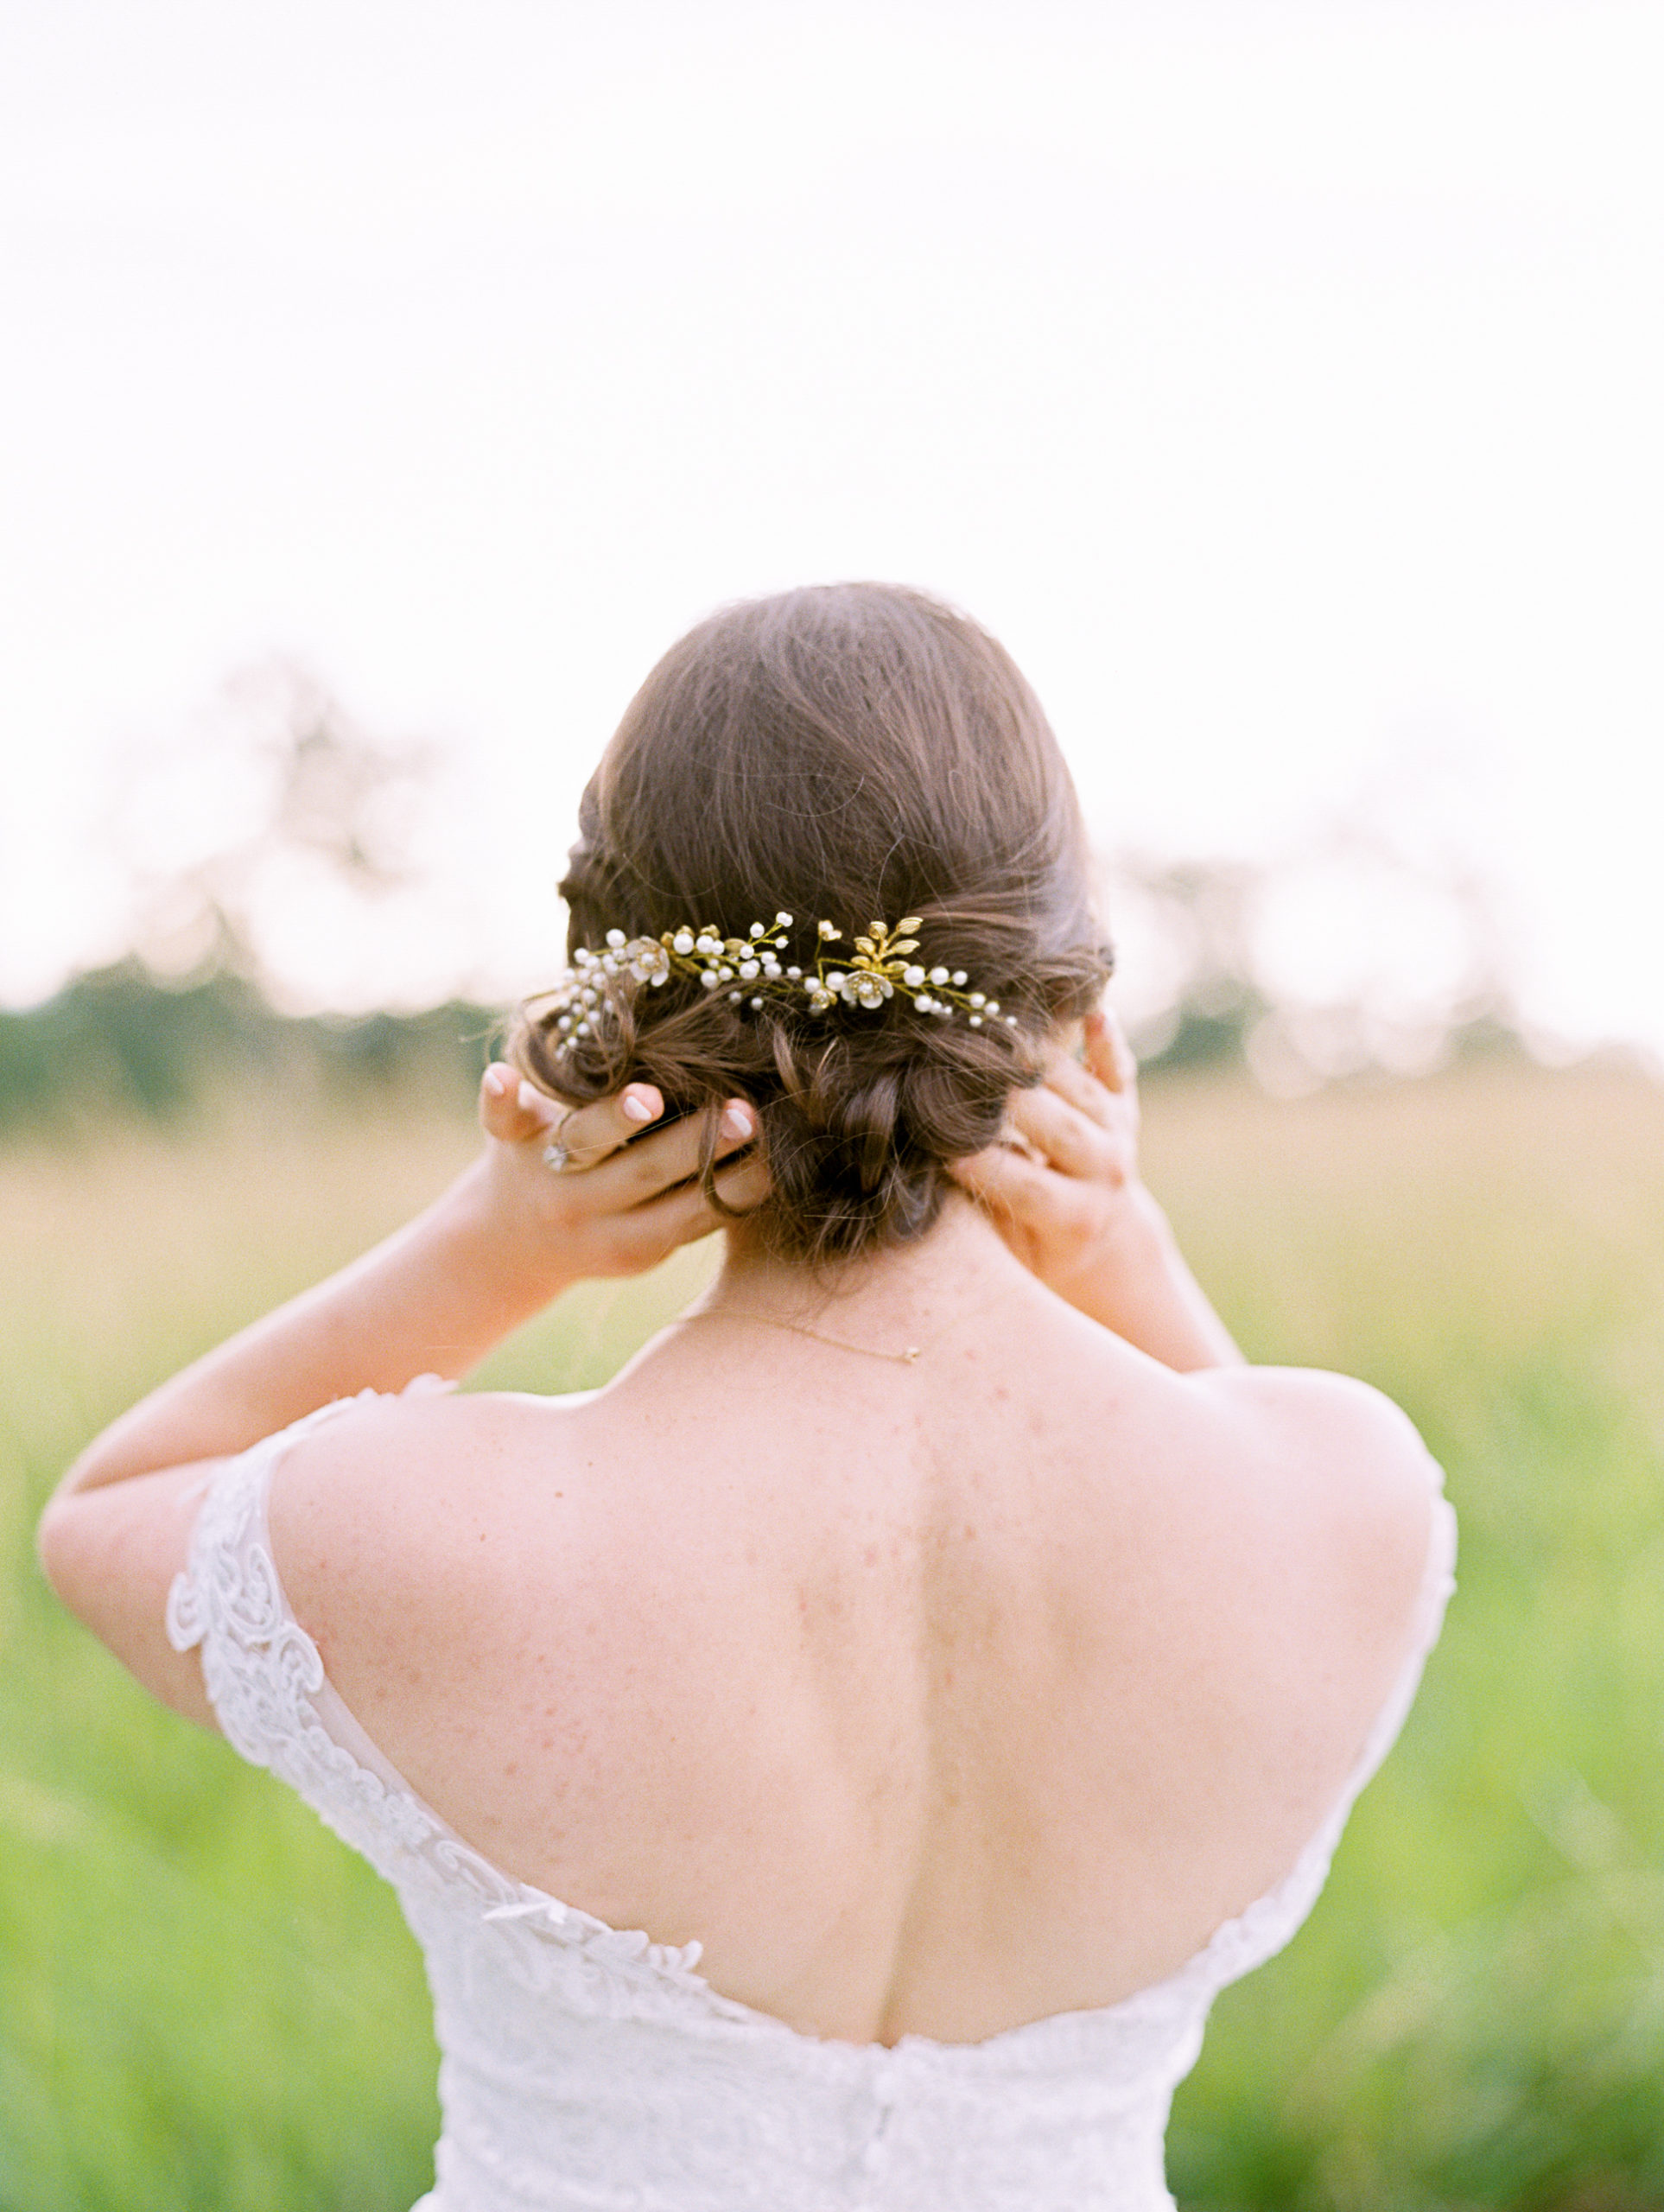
539 915 1017 1059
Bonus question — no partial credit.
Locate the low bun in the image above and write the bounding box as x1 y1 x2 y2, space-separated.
762 1023 1019 1253
509 585 1112 1266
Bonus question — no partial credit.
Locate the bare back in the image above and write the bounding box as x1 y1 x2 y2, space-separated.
270 1210 1439 2048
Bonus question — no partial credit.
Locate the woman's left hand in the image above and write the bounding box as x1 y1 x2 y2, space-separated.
949 1010 1145 1294
949 1010 1242 1371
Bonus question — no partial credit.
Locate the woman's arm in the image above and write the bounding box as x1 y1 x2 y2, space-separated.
38 1068 763 1724
950 1011 1242 1373
47 1071 763 1503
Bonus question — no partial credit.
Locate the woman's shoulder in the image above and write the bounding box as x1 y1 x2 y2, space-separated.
1189 1363 1437 1484
266 1382 585 1502
1189 1363 1442 1515
263 1386 598 1630
1178 1363 1448 1662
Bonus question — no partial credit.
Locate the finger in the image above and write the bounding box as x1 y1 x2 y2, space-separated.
480 1063 514 1135
1083 1008 1138 1096
669 1152 773 1242
947 1142 1022 1214
949 1142 1094 1236
607 1148 772 1262
568 1099 757 1201
1038 1050 1118 1132
543 1081 668 1171
480 1063 560 1143
1001 1084 1122 1184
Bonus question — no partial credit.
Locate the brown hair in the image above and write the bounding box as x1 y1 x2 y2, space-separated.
511 583 1110 1264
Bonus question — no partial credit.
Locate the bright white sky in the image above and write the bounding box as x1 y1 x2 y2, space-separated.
3 0 1661 1054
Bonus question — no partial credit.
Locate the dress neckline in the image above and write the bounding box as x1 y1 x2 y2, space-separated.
225 1392 1455 2058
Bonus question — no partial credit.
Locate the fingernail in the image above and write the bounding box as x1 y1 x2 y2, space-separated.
517 1080 543 1116
621 1091 655 1125
721 1103 754 1141
482 1066 511 1097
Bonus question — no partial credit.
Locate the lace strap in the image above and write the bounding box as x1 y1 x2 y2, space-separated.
163 1382 716 2014
164 1382 468 1861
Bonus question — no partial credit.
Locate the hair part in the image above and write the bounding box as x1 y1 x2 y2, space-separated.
510 583 1111 1266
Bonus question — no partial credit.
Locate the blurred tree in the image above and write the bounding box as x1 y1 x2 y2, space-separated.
0 671 1577 1132
1106 832 1528 1090
0 667 488 1133
1103 857 1273 1073
112 659 435 990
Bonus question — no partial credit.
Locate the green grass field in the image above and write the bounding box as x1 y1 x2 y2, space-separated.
5 1062 1664 2210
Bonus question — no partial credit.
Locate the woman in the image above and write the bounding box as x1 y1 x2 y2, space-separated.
40 584 1453 2210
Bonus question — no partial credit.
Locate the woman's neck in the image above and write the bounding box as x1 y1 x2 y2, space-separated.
702 1192 1031 1357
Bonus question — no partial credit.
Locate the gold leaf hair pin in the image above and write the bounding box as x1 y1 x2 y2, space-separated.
539 915 1017 1059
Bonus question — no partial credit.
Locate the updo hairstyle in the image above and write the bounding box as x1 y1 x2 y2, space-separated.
510 584 1111 1265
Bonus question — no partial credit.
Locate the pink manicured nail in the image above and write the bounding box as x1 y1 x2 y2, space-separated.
720 1103 754 1141
482 1065 512 1097
621 1091 656 1125
517 1080 543 1116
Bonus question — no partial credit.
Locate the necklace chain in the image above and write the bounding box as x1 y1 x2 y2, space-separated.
670 1285 1008 1366
675 1309 923 1363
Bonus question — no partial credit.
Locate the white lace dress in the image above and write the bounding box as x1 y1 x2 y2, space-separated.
166 1389 1456 2212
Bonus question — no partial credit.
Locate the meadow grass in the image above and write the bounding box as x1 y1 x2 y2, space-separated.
4 1063 1664 2209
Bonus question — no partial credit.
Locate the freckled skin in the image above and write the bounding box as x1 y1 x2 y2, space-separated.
254 1205 1436 2047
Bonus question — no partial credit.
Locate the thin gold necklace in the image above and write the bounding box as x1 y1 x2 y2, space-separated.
670 1285 1008 1367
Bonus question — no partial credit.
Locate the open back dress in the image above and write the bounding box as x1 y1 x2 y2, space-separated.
167 1389 1456 2212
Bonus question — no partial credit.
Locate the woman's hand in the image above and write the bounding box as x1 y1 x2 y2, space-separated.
949 1010 1143 1292
473 1065 769 1291
949 1010 1242 1372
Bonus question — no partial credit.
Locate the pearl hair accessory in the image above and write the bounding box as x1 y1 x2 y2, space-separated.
537 914 1019 1062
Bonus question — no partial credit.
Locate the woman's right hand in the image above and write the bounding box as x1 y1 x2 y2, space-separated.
949 1010 1146 1294
476 1065 771 1287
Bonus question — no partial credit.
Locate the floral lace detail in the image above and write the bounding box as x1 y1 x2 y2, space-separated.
166 1396 1456 2212
165 1389 717 2022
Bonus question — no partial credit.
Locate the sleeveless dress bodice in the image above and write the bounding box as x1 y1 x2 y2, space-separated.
166 1389 1457 2212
